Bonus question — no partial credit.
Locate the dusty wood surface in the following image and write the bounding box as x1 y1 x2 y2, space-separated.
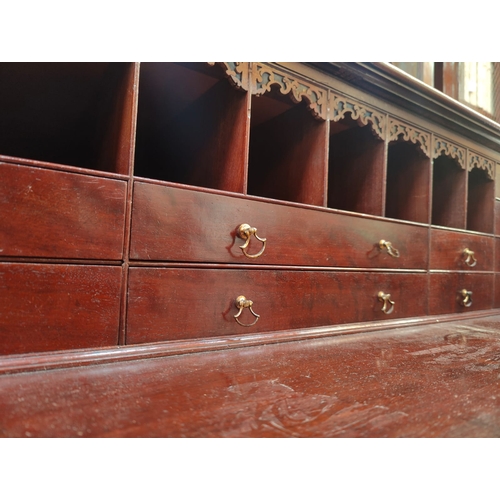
1 314 500 437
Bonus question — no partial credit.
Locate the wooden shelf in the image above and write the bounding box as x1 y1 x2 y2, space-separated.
386 141 431 223
431 154 466 228
327 120 385 215
134 62 249 193
467 168 494 233
247 92 328 206
0 63 136 175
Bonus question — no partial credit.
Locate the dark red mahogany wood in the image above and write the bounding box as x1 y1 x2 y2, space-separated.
0 162 127 260
495 200 500 236
328 124 385 216
1 314 500 437
130 182 429 269
247 99 328 206
430 228 494 271
429 272 494 315
496 238 500 272
126 268 427 344
0 263 122 355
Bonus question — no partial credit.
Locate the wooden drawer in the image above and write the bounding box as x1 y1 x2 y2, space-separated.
0 263 122 355
0 163 127 260
130 182 428 269
429 272 494 315
496 238 500 272
496 274 500 309
430 228 494 271
126 268 428 344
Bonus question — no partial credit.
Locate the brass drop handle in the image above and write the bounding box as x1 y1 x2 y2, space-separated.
379 240 400 258
460 289 473 307
237 223 267 259
234 295 260 327
463 248 477 267
378 291 395 314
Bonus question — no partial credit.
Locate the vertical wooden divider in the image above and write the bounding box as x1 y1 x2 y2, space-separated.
118 63 141 346
94 63 141 175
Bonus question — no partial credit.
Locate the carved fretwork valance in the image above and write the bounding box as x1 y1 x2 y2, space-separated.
432 136 466 169
329 91 385 139
251 63 328 120
388 118 431 158
468 151 495 179
207 62 250 91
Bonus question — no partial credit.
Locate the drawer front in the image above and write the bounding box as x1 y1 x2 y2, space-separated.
126 268 428 344
429 273 494 315
430 228 494 271
0 163 127 260
496 274 500 309
495 200 500 236
130 182 428 269
496 238 500 272
0 263 122 355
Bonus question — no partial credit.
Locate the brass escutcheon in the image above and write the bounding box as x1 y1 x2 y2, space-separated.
237 223 267 259
459 289 473 307
234 295 260 327
379 239 400 258
377 291 395 314
463 248 477 267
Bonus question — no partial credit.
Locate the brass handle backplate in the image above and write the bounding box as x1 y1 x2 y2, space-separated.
378 291 395 314
234 295 260 327
463 248 477 267
379 240 400 258
459 289 473 307
237 223 267 259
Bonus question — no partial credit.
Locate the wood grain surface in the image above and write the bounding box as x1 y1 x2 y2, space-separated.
126 268 428 343
0 263 122 354
430 228 494 271
130 182 429 269
0 162 127 260
1 314 500 437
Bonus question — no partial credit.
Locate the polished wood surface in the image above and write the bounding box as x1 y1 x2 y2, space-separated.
430 228 494 271
1 62 500 438
2 314 500 437
0 263 122 354
130 181 429 269
126 268 428 343
429 272 494 315
0 162 127 260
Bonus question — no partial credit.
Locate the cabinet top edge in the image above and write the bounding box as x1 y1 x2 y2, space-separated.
305 62 500 153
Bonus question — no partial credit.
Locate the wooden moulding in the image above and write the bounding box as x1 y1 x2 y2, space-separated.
0 308 498 376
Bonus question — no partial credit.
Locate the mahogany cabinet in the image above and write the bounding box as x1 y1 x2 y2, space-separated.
1 62 500 436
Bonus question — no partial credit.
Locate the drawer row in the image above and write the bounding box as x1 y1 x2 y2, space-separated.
0 263 497 355
1 164 498 271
